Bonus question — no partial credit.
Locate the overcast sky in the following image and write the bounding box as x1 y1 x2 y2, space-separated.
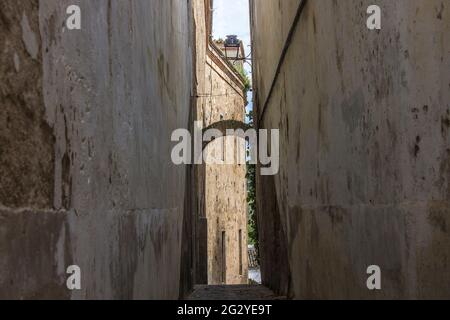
212 0 251 67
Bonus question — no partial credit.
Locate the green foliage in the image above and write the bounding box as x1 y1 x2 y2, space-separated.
236 65 251 99
247 163 257 246
246 110 259 259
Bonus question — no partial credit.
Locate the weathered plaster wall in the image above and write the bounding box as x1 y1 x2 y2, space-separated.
1 0 193 299
251 0 450 299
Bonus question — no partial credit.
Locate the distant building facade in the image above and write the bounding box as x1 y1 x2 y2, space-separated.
192 0 249 285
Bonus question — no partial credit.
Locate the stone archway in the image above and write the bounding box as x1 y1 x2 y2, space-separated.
202 120 253 150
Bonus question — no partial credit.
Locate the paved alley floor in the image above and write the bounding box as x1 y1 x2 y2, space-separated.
188 285 284 300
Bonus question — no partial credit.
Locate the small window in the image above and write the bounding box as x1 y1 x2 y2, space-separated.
239 229 243 276
221 231 227 284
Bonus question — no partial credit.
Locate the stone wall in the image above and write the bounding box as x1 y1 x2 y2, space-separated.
193 0 249 286
250 0 450 299
0 0 194 299
203 48 248 285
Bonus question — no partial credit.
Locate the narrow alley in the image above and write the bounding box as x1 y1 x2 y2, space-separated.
0 0 449 301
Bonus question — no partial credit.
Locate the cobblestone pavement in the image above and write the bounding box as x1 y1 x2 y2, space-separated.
187 285 285 300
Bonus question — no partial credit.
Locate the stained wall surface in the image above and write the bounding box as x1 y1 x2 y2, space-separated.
250 0 450 299
0 0 194 299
